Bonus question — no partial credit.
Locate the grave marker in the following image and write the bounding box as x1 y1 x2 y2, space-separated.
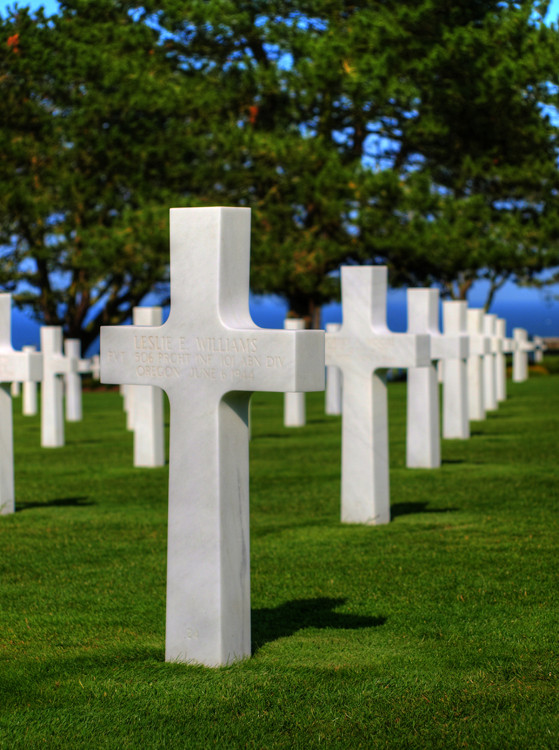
132 307 165 467
0 294 42 514
41 327 78 448
121 384 134 430
441 301 470 439
495 318 508 403
22 345 38 416
406 289 468 468
483 314 499 411
283 318 306 427
101 207 324 666
466 309 490 421
325 323 342 416
512 328 533 382
325 266 430 524
90 354 101 380
64 339 87 422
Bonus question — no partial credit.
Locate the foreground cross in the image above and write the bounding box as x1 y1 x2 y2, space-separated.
101 207 324 666
326 267 430 525
0 294 42 514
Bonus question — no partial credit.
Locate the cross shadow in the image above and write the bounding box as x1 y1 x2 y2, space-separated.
441 459 465 465
17 496 94 512
390 502 458 519
252 597 386 652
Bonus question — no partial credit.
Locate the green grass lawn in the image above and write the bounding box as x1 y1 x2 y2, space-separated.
1 368 558 748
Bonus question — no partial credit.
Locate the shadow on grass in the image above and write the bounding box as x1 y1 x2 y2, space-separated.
17 496 94 511
390 502 458 519
252 597 386 652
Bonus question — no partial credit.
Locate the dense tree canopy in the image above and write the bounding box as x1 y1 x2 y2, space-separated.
0 1 217 348
1 0 558 342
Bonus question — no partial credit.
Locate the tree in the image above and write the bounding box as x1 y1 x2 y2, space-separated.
358 0 559 306
0 1 220 350
2 0 558 343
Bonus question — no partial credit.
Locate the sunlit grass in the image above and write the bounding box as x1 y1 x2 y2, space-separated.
1 367 557 748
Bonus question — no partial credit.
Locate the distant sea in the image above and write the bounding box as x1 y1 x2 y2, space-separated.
10 283 559 356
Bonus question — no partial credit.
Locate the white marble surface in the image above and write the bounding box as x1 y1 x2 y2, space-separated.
406 289 468 468
41 327 77 448
325 323 342 415
132 307 165 467
64 339 84 422
325 267 430 525
90 354 101 380
494 318 508 402
466 309 490 421
283 319 306 427
512 328 533 382
483 314 499 411
121 384 134 430
22 345 38 416
101 207 325 667
0 295 42 514
442 301 470 439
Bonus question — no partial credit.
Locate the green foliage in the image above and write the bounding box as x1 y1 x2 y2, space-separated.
0 3 214 348
1 1 558 338
1 375 558 747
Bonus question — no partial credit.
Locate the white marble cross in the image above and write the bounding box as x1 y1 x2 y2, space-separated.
325 266 430 525
41 327 78 448
121 384 134 430
22 345 39 416
283 318 306 427
483 314 499 411
0 294 42 514
441 301 470 439
100 207 324 667
64 339 88 422
406 289 468 468
325 323 342 416
466 309 490 421
533 336 546 363
494 318 509 403
512 328 533 382
132 307 165 467
90 354 101 380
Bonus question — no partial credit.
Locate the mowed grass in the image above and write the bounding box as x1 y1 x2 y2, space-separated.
1 368 558 749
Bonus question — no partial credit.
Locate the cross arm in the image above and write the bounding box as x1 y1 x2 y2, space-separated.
431 334 469 361
0 350 43 383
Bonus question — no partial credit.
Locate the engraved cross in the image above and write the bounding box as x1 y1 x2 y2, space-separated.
101 207 324 666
